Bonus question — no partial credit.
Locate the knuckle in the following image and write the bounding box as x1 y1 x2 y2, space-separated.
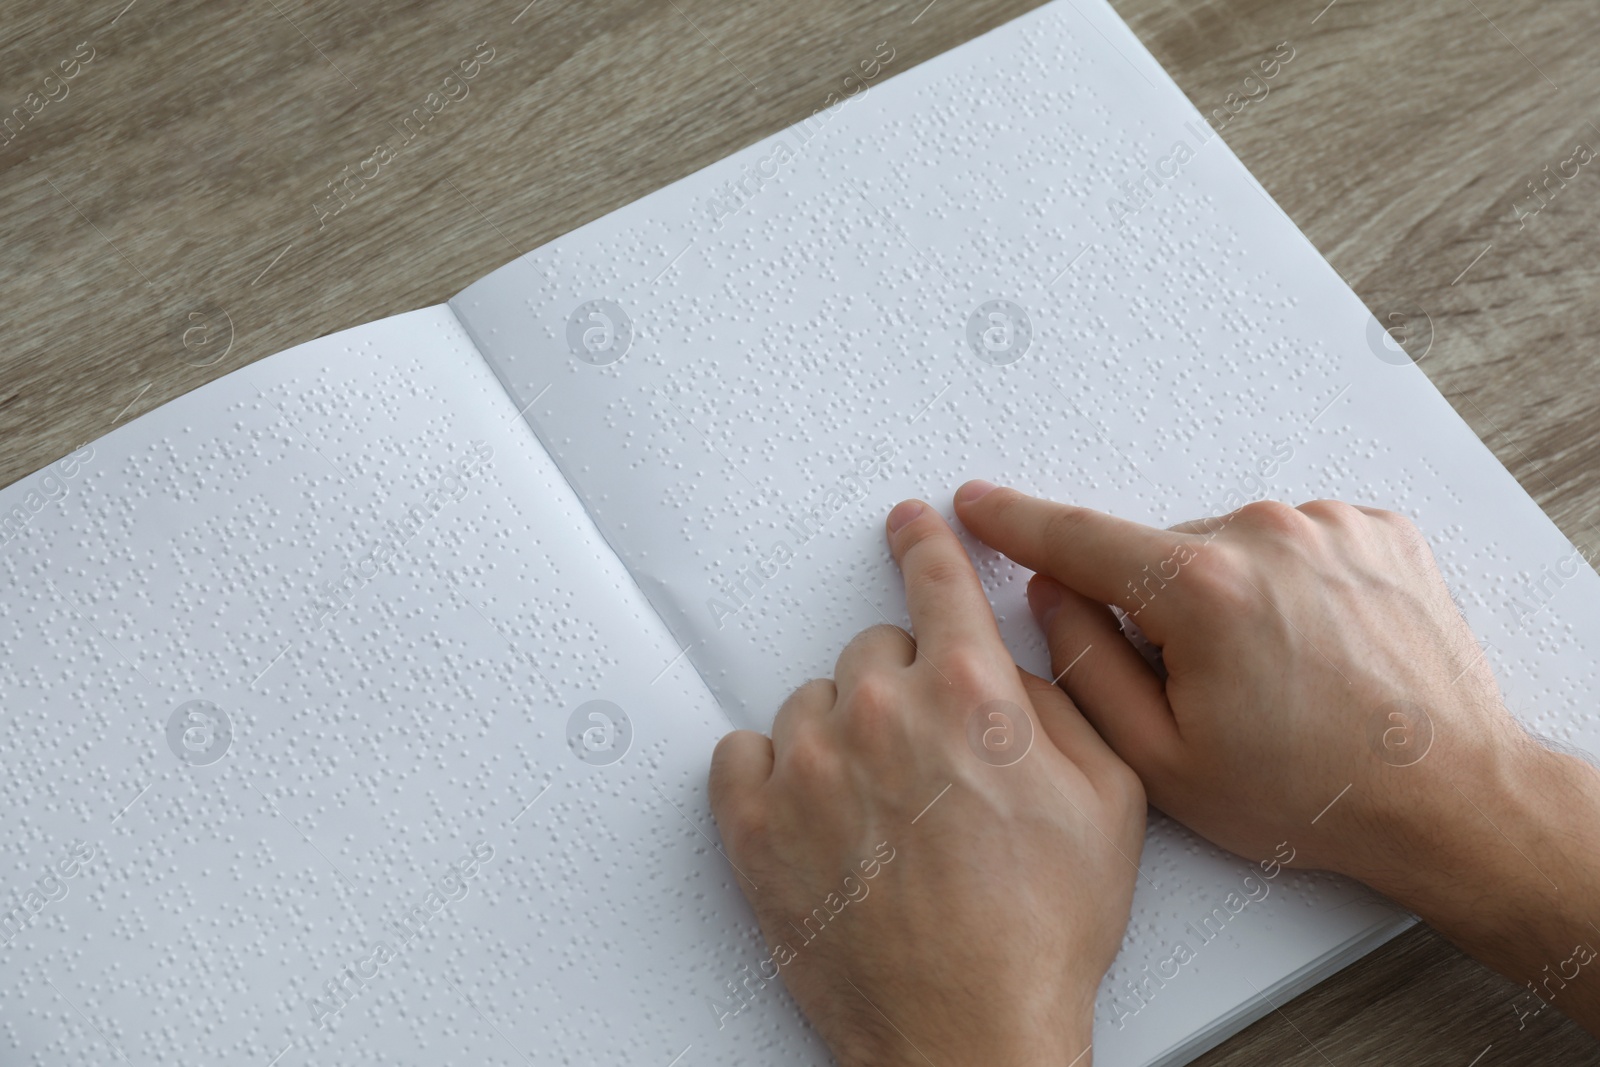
1041 505 1092 552
1234 499 1308 536
710 730 748 773
909 554 969 593
860 622 912 650
896 518 943 557
1297 498 1360 525
778 679 837 727
834 625 913 682
842 690 908 751
1352 505 1431 561
847 672 900 717
709 738 769 840
1376 507 1423 540
938 645 1003 697
985 486 1021 521
1108 761 1147 811
781 725 840 784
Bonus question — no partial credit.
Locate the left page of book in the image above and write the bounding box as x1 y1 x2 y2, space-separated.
0 305 821 1066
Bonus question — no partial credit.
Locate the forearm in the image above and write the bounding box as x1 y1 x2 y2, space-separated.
1355 740 1600 1036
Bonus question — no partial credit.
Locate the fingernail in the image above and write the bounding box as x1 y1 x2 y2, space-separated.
1028 575 1065 627
886 499 925 533
955 479 997 506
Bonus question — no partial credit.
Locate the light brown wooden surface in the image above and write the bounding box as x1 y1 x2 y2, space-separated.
2 0 1596 1062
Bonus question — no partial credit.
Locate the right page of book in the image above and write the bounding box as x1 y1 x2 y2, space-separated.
450 0 1600 1062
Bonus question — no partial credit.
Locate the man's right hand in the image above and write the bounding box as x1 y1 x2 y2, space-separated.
953 480 1600 1035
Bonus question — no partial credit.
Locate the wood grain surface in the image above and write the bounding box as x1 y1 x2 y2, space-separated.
2 0 1597 1063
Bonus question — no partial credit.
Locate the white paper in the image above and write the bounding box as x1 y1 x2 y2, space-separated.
451 0 1600 1062
0 307 829 1066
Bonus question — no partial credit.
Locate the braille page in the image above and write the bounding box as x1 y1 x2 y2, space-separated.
0 305 830 1066
449 0 1600 1063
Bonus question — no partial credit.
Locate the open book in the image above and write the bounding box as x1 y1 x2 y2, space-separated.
5 1 1598 1064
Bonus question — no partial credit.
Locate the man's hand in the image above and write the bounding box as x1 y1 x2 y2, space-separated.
709 499 1146 1067
954 480 1600 1035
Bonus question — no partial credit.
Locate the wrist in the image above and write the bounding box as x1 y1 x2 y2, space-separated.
1351 737 1600 968
832 990 1096 1067
1331 711 1545 902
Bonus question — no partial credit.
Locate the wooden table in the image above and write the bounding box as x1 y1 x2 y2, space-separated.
2 0 1596 1062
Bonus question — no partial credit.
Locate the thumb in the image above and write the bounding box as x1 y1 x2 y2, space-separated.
1027 574 1179 778
1015 666 1137 798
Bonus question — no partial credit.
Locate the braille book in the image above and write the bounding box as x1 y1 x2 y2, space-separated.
4 1 1595 1064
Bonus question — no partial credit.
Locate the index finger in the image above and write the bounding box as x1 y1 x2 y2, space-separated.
884 498 1008 662
953 481 1194 636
